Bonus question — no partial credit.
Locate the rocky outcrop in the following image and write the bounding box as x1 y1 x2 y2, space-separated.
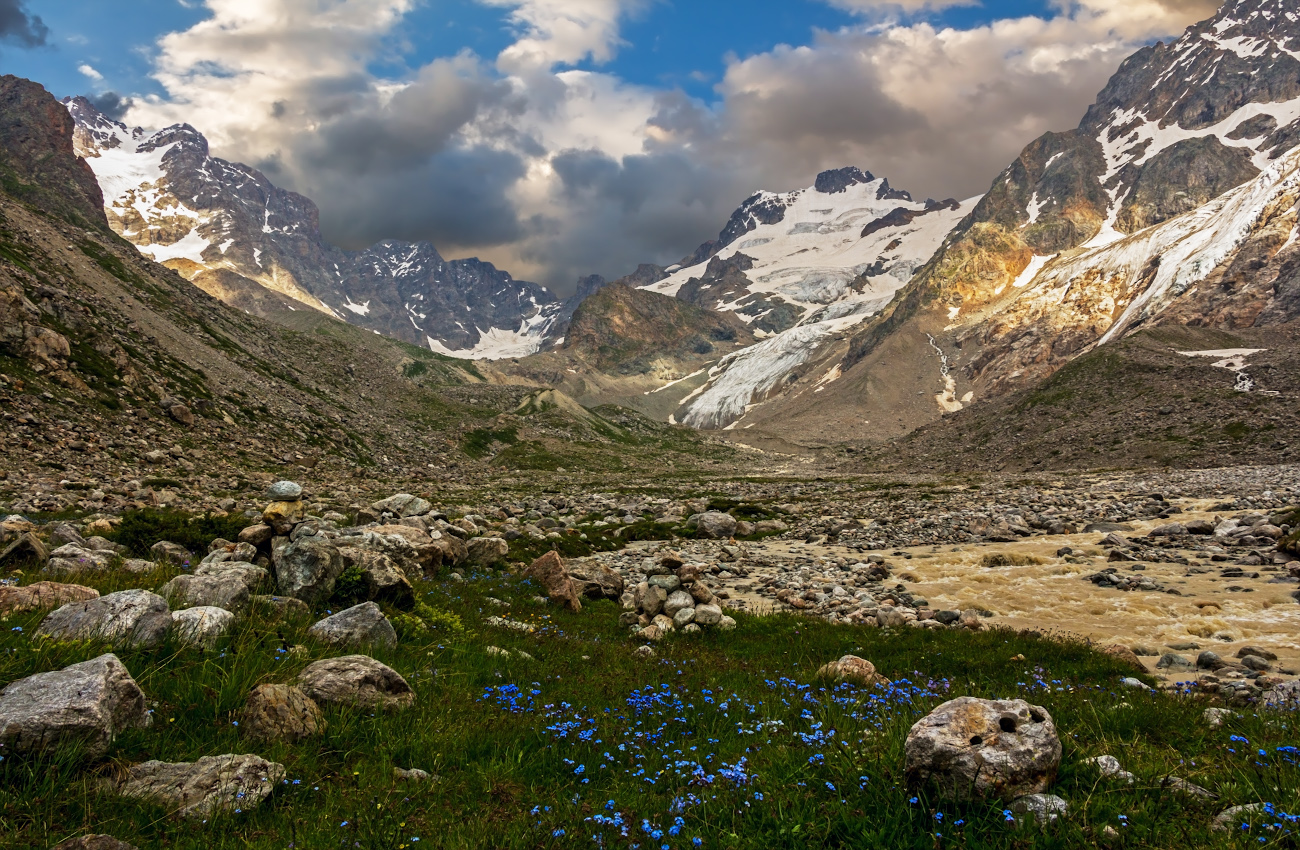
0 581 98 615
0 654 150 756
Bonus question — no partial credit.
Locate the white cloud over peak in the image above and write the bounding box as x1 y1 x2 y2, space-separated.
77 63 103 81
118 0 1217 292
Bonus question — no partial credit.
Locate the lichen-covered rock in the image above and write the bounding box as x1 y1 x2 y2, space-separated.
338 547 413 605
905 697 1061 801
307 602 398 649
171 606 235 648
569 561 625 600
159 573 250 614
816 655 891 687
118 753 285 817
194 560 270 591
149 541 192 566
0 581 98 616
43 543 113 575
370 494 431 518
274 535 344 605
524 551 582 612
694 603 724 626
0 654 150 757
262 500 307 535
37 590 172 647
239 684 324 742
296 655 414 710
466 536 509 566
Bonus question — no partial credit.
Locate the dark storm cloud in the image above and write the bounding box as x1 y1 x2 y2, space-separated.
86 91 133 121
0 0 46 47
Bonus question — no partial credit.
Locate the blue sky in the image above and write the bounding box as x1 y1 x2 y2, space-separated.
14 0 1057 107
0 0 1216 289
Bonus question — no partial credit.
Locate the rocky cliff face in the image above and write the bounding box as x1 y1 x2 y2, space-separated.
826 0 1300 436
63 97 562 358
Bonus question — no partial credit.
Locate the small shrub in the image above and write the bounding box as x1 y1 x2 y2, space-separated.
330 565 367 606
108 509 248 558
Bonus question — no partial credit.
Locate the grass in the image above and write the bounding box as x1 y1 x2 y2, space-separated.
3 562 1300 847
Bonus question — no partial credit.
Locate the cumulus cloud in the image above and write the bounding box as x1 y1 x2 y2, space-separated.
77 63 103 81
0 0 47 48
122 0 1218 292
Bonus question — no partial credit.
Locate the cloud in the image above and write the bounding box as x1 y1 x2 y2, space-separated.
85 91 134 121
0 0 47 48
122 0 1217 293
824 0 976 15
78 63 104 81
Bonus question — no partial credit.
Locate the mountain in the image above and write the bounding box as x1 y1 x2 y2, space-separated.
631 167 977 428
62 97 563 358
711 0 1300 450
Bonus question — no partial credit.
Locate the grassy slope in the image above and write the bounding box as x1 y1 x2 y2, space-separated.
2 556 1297 849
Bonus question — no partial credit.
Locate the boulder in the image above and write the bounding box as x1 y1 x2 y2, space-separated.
149 541 192 566
265 481 303 501
1008 794 1068 826
239 684 324 742
262 500 307 535
569 562 625 600
694 603 724 626
816 655 890 687
237 523 274 547
171 607 235 648
50 836 139 850
307 602 398 649
0 531 48 567
159 574 250 615
664 590 695 618
338 547 413 606
0 581 98 616
1261 679 1300 710
672 607 696 628
195 560 269 591
905 697 1061 801
0 654 150 757
466 536 509 566
696 512 738 539
524 551 582 612
296 655 414 710
118 754 285 817
37 590 172 648
43 544 113 575
274 535 344 605
1100 644 1146 672
370 494 431 518
633 582 667 617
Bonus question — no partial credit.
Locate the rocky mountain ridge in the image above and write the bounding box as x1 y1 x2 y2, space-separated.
63 97 563 358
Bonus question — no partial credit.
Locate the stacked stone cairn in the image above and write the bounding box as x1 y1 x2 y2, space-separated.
621 554 736 640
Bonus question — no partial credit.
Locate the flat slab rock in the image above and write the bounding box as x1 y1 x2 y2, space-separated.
0 581 98 616
37 589 172 647
296 655 414 710
118 753 286 817
0 653 150 757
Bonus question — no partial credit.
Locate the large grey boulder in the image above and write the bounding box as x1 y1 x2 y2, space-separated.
466 536 509 566
159 574 250 615
370 494 431 518
905 697 1061 801
37 590 172 647
273 535 344 605
171 607 235 648
663 590 695 618
696 512 738 540
195 560 269 591
296 655 414 710
0 654 150 756
307 602 397 649
118 754 285 817
338 547 413 605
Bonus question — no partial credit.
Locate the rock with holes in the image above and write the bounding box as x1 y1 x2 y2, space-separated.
816 655 891 687
307 602 397 649
905 697 1061 801
37 590 172 647
296 655 414 710
118 753 285 817
0 654 150 757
